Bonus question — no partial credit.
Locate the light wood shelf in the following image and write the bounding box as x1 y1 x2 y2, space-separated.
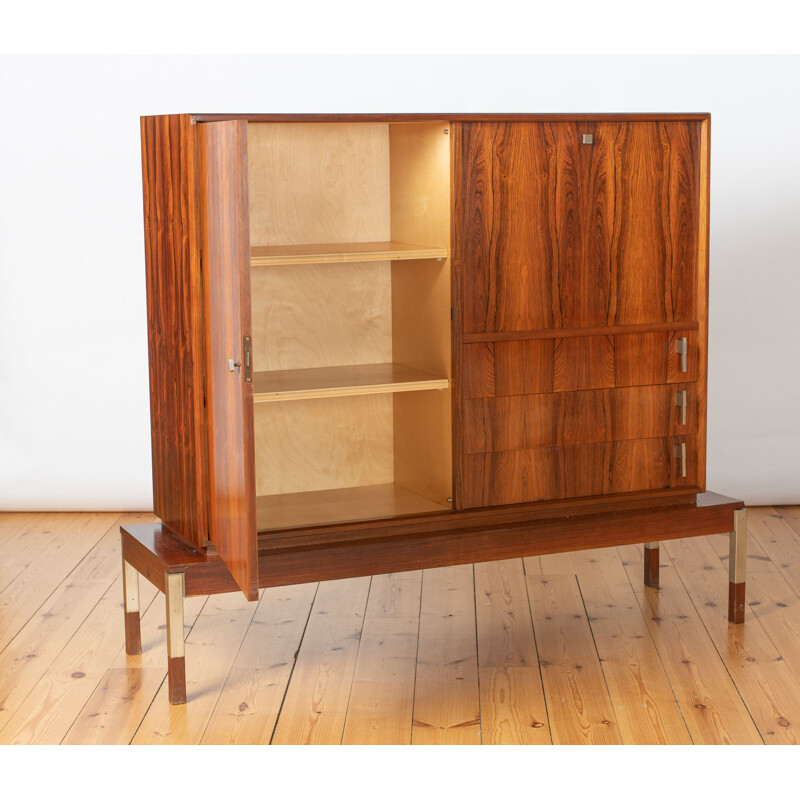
250 241 448 267
256 483 451 531
252 363 449 403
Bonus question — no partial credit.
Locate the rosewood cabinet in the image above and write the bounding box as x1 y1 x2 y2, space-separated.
123 113 746 705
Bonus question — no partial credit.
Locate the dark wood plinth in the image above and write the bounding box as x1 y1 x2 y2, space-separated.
168 657 187 704
124 612 142 655
644 546 660 587
729 581 746 624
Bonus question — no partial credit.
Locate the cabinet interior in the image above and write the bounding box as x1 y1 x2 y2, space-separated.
247 121 452 531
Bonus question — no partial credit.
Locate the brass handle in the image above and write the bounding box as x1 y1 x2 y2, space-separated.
674 442 687 478
675 390 688 425
676 336 688 373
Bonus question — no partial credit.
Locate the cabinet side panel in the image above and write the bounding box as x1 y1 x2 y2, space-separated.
696 119 710 490
140 114 208 547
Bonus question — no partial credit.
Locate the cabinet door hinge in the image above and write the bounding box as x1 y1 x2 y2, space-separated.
243 335 252 383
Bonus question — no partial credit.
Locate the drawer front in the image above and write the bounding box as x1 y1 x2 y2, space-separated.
463 383 696 455
461 436 697 509
463 331 698 398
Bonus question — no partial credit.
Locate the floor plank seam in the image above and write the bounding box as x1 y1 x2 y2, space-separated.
0 513 124 657
338 576 373 745
199 591 269 744
572 571 624 742
267 582 320 746
661 538 766 744
471 564 483 745
521 558 554 744
408 571 426 746
617 545 696 744
0 527 131 740
58 587 164 745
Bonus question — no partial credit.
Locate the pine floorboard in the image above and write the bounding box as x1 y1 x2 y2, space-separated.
1 507 800 744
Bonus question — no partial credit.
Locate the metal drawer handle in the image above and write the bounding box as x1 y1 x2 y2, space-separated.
676 336 688 373
674 442 687 478
675 390 688 425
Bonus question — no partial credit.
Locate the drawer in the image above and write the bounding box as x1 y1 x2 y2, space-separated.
461 435 697 509
462 330 698 398
463 383 697 454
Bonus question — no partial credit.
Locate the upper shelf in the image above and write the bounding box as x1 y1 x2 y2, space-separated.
250 241 448 267
252 363 449 403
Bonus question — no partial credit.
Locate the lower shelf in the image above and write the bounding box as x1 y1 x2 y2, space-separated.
256 483 451 532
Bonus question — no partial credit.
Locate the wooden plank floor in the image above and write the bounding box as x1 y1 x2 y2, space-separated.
2 507 800 744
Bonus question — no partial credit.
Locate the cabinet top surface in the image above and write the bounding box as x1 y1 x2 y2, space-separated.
161 112 711 123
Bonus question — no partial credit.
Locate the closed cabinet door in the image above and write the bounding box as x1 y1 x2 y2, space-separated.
454 120 705 509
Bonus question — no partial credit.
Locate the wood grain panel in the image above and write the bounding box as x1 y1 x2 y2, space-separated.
474 559 550 744
565 548 693 744
412 566 481 744
609 122 699 324
251 363 448 403
614 333 668 386
528 575 621 744
459 122 559 333
271 577 370 744
495 339 554 396
140 115 208 547
553 335 615 391
247 122 390 246
342 571 422 744
457 121 700 334
256 483 450 532
250 260 392 373
200 583 317 744
462 436 696 508
463 331 697 399
253 395 394 496
463 384 696 454
250 240 447 266
198 120 258 600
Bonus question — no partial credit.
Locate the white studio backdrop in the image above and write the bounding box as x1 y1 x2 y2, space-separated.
0 54 797 510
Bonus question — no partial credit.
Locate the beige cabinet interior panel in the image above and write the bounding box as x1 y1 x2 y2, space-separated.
250 260 393 372
253 394 394 496
389 122 453 505
247 122 390 246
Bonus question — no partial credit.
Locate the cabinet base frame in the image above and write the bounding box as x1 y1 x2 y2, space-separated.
121 491 744 704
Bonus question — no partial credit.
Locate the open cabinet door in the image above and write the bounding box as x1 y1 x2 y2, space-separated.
198 120 258 600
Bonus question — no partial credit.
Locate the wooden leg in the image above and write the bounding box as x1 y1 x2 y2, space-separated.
122 557 142 655
728 508 747 624
165 571 187 704
643 541 660 587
